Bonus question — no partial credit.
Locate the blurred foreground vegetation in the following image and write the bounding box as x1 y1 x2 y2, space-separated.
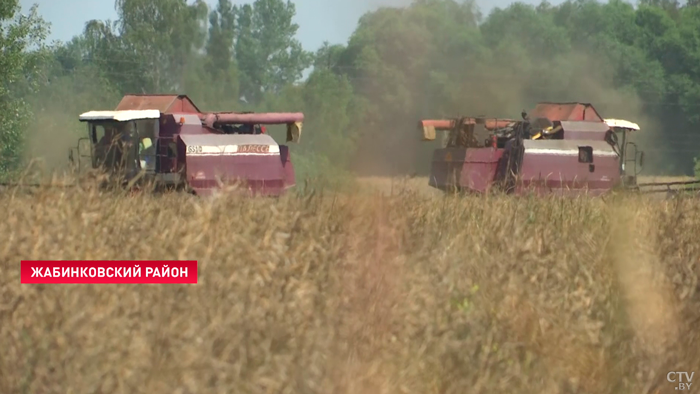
1 181 699 393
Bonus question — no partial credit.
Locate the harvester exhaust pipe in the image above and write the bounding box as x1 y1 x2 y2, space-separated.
202 112 304 128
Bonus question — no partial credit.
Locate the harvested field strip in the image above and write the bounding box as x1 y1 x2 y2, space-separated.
1 187 699 393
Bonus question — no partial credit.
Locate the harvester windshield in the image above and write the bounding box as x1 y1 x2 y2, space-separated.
78 110 161 178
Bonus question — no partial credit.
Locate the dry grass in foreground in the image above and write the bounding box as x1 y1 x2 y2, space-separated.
356 176 442 197
1 185 699 394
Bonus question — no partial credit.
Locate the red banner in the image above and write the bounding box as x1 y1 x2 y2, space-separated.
20 260 198 284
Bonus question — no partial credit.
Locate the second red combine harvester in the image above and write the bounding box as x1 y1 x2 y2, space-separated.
70 94 303 196
419 102 647 196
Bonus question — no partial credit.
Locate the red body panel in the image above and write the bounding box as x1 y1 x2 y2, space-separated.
185 155 286 196
461 148 504 192
516 140 620 195
115 94 201 113
429 148 504 192
178 133 291 196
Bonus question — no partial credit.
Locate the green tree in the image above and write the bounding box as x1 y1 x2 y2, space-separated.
113 0 208 92
313 41 346 72
191 0 240 110
234 0 312 105
0 0 49 177
78 19 152 94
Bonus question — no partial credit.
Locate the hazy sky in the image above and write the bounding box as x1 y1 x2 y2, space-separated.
18 0 554 51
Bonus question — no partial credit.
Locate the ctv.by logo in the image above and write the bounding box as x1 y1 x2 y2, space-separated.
667 372 694 390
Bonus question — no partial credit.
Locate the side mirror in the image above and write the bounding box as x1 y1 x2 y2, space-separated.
286 122 302 143
639 151 645 167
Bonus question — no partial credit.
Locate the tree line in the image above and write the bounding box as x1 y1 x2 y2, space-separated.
2 0 700 180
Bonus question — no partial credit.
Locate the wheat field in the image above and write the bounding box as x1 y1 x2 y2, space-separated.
1 177 699 394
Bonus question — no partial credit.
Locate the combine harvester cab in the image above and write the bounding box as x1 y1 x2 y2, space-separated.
72 94 303 196
420 102 648 196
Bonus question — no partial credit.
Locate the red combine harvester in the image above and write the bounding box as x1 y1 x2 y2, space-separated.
69 94 303 196
419 102 700 196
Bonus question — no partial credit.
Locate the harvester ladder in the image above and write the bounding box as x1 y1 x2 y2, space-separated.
69 137 93 174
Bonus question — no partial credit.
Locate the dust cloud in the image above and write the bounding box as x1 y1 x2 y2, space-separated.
23 108 86 180
345 2 662 177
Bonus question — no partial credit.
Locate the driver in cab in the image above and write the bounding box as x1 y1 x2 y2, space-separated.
96 124 132 169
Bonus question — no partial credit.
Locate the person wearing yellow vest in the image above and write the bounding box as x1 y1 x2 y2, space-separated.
139 138 155 170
